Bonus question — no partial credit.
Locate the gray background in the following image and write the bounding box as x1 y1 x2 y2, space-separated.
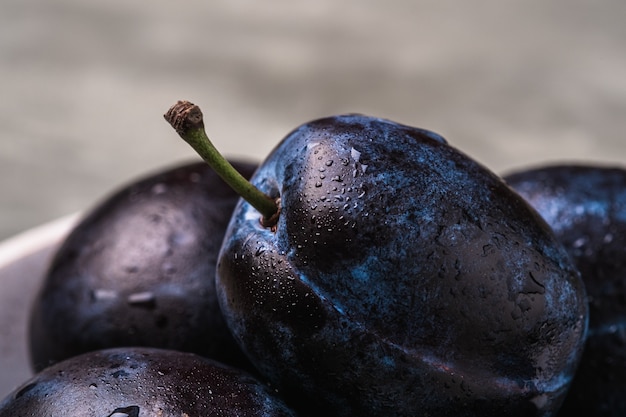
2 0 626 241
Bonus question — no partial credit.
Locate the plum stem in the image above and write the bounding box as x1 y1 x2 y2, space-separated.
164 100 280 227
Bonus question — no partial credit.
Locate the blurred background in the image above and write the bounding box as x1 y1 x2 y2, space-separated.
1 0 626 241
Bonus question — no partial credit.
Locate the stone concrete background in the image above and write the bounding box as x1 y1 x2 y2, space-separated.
1 0 626 241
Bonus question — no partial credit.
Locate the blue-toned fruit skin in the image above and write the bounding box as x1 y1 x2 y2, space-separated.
217 115 589 417
29 160 257 373
505 164 626 417
0 347 297 417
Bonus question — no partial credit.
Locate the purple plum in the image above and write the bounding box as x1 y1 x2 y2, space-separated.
29 160 257 373
505 164 626 417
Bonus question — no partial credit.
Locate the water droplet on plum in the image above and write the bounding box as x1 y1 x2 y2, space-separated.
161 262 177 274
92 289 118 301
127 292 156 309
150 183 167 195
14 382 37 399
350 147 361 162
106 405 140 417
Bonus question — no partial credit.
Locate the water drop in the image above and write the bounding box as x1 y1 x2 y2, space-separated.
188 172 201 183
326 160 333 166
106 406 140 417
14 382 37 399
162 262 177 274
315 181 322 187
530 394 548 409
151 183 167 195
92 289 118 301
171 231 195 247
127 292 156 309
111 370 129 379
518 298 532 311
603 233 614 243
350 147 361 162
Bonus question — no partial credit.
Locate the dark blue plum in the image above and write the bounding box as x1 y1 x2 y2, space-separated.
0 347 297 417
29 160 257 373
216 115 589 417
504 164 626 417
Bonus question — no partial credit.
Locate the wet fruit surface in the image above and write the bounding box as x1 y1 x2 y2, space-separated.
505 164 626 417
216 115 589 417
28 160 257 372
0 347 297 417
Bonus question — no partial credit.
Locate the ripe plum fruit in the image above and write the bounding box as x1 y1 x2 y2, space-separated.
0 347 297 417
505 164 626 417
165 102 589 417
28 160 257 372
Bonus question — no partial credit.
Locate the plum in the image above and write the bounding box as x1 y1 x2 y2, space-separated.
165 102 588 417
28 160 257 373
0 347 297 417
504 164 626 416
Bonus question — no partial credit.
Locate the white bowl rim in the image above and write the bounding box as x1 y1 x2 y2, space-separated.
0 213 81 269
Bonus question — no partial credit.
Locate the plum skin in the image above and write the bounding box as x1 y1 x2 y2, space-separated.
0 347 297 417
28 160 257 372
504 164 626 417
216 115 588 417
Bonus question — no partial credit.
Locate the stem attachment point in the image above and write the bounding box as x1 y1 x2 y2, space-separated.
164 100 280 228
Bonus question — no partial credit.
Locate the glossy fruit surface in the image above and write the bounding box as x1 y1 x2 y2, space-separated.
504 164 626 417
0 347 297 417
29 160 257 372
216 115 589 417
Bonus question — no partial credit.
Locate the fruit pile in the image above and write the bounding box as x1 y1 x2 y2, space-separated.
0 100 623 416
